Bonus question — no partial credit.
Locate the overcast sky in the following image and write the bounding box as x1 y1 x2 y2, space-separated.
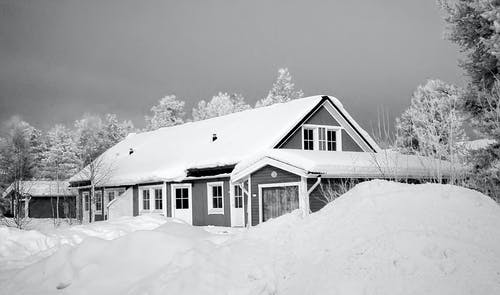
0 0 464 132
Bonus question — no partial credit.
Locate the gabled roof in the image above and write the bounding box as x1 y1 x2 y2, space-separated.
2 181 74 198
231 149 461 181
70 95 380 186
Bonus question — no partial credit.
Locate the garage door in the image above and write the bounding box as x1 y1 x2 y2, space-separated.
262 185 299 221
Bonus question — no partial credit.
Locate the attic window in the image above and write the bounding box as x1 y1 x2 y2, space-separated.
302 125 342 151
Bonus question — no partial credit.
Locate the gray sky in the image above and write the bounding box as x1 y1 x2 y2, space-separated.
0 0 464 131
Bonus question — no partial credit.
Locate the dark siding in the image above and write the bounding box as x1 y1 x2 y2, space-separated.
190 177 231 227
132 185 139 216
280 128 302 149
342 129 363 152
166 183 172 217
28 196 76 218
307 178 366 213
305 106 341 126
250 165 300 226
307 179 328 213
278 105 363 152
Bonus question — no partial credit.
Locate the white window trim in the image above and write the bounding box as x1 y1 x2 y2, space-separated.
139 185 164 213
302 124 342 152
258 182 301 224
95 191 103 214
171 183 192 211
207 181 224 215
82 191 90 212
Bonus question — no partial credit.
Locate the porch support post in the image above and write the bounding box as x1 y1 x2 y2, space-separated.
299 176 310 218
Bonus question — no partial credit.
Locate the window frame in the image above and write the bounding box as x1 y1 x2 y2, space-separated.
174 186 190 210
302 127 315 150
154 188 163 210
139 185 164 213
83 191 90 211
207 181 224 215
95 190 103 214
234 185 243 209
302 124 342 152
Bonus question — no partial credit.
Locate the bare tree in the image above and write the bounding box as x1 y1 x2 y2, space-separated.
1 181 34 229
318 179 358 205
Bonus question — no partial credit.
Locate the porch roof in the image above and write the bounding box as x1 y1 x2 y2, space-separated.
231 149 462 182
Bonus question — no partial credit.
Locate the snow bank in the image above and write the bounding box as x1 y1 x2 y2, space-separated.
3 181 500 295
0 215 167 270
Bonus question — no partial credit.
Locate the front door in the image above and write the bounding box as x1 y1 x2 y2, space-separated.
261 185 299 222
171 184 192 225
230 185 245 227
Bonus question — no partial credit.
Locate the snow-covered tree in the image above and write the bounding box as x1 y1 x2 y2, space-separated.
145 95 185 130
394 80 467 163
103 113 134 146
439 0 500 199
42 125 80 180
192 92 251 121
255 68 304 107
0 116 41 228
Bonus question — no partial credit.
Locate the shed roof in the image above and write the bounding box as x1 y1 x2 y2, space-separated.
2 181 75 198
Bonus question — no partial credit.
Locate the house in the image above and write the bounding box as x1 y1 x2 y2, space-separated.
1 181 77 219
69 95 455 226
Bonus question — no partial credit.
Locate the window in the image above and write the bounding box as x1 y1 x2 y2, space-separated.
318 127 326 151
142 190 150 210
303 128 314 150
302 125 341 151
83 192 90 211
234 185 243 208
107 191 115 202
175 188 189 209
207 182 224 214
154 188 163 210
95 191 102 213
327 129 337 151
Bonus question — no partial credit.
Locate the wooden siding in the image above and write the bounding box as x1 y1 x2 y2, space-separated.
132 185 139 216
250 165 300 226
342 129 363 152
190 177 231 226
279 105 363 151
166 183 172 217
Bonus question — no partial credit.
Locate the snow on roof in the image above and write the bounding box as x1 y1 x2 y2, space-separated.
70 96 329 186
2 181 75 198
232 149 461 181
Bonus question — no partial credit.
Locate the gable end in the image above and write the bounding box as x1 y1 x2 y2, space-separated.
275 96 376 152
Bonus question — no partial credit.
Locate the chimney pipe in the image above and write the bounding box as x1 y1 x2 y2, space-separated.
212 133 217 142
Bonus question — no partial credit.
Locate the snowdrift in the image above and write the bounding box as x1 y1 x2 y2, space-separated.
0 215 167 270
2 180 500 295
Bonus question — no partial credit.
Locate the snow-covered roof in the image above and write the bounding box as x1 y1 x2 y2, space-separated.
232 149 461 181
2 181 75 198
71 95 352 186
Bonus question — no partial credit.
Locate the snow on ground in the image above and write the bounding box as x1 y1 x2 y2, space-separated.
0 215 168 271
2 180 500 295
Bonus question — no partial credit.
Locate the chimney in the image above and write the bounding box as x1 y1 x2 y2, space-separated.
129 148 134 155
212 133 217 142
